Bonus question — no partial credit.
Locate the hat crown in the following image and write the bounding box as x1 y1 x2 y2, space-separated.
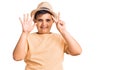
31 2 56 18
37 2 53 11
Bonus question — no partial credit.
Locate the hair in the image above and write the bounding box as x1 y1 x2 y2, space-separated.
34 10 53 19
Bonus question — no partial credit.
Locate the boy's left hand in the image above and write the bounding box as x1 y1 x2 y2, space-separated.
52 12 66 33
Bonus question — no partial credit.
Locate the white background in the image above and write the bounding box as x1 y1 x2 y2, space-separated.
0 0 120 70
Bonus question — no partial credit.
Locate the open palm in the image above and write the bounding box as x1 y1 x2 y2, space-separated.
19 14 36 33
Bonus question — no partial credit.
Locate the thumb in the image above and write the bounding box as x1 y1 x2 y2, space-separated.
33 23 37 27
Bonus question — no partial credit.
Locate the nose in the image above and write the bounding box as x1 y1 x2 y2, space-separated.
41 20 46 25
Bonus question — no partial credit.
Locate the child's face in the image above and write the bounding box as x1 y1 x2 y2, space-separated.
34 13 54 34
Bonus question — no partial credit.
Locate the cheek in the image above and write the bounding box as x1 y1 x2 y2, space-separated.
48 23 53 27
36 24 40 28
49 22 53 26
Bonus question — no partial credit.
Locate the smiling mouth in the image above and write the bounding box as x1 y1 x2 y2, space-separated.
40 27 48 29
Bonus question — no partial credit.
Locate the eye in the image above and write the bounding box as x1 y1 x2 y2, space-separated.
46 19 51 22
37 19 43 22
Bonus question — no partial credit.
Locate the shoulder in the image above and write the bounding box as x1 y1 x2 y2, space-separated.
27 32 38 39
52 33 66 42
51 33 62 38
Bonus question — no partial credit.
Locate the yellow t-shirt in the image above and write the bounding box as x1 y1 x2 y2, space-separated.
24 32 68 70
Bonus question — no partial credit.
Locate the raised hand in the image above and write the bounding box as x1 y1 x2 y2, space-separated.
19 14 36 33
52 12 66 33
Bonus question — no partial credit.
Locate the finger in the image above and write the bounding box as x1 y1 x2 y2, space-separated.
26 13 29 21
58 12 60 21
58 20 62 25
23 14 27 22
61 20 64 25
52 16 57 23
19 17 23 24
24 14 28 22
29 15 34 24
23 14 25 22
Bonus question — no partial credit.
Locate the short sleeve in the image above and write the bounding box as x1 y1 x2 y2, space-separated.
60 35 69 54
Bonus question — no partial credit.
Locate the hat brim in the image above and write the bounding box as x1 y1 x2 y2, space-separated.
31 9 56 19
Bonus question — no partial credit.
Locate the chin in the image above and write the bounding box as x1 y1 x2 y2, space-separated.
38 31 50 34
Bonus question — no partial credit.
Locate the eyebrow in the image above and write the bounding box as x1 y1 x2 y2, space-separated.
36 18 52 21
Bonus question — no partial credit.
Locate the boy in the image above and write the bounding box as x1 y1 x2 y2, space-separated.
13 2 82 70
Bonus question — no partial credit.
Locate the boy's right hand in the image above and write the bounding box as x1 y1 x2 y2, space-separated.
19 14 36 33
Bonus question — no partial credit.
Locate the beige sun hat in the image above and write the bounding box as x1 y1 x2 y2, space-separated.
31 2 56 18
